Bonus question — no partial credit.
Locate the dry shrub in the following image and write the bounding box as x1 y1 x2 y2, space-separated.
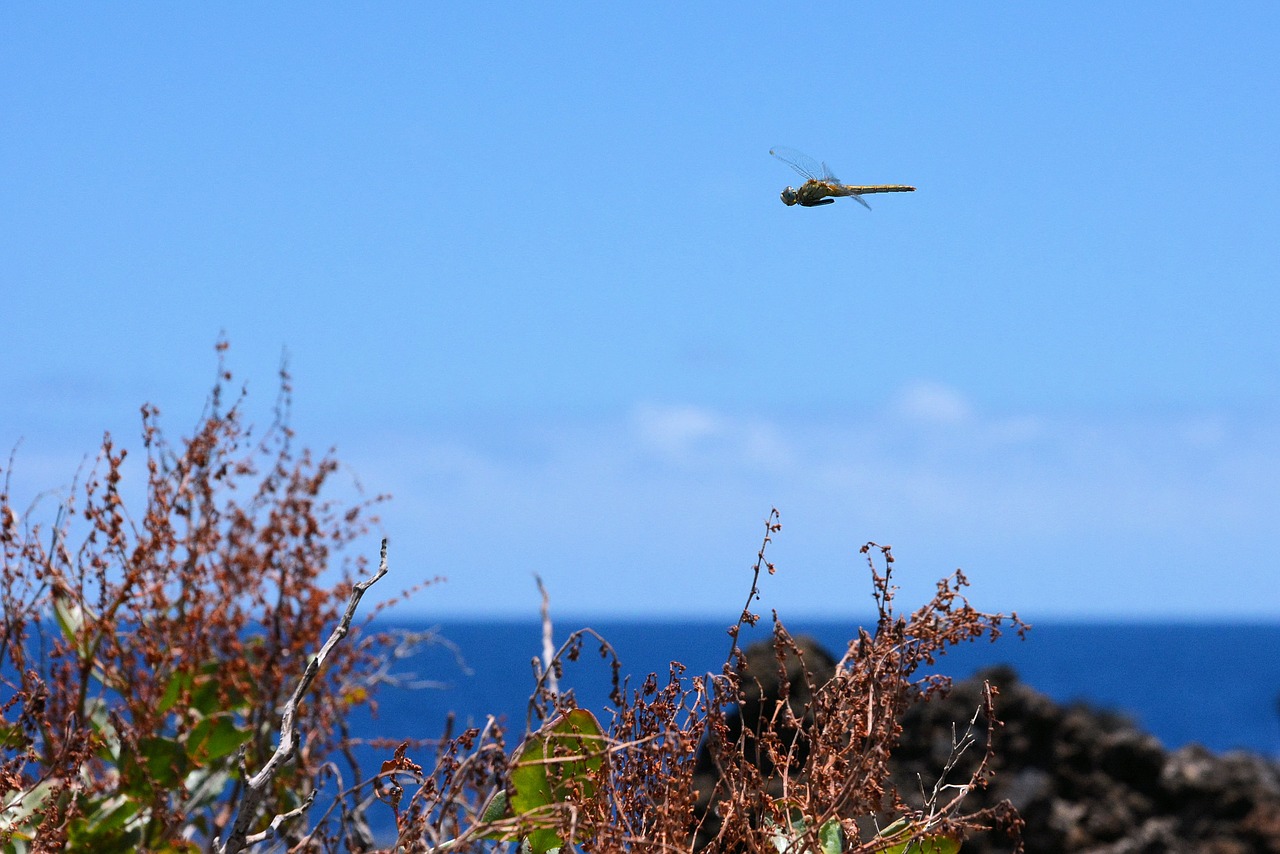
384 511 1029 853
0 342 425 851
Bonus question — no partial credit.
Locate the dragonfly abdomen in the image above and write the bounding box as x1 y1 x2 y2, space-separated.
838 184 916 195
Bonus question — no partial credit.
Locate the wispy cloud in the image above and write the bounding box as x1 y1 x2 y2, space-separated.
10 383 1273 619
891 380 975 425
342 384 1280 620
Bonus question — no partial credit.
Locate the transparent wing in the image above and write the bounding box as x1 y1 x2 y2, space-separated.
769 147 840 183
851 193 872 210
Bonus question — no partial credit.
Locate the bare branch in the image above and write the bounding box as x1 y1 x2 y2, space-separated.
242 789 317 847
535 573 558 697
215 538 390 854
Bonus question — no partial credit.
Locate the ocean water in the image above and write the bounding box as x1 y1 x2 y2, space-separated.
350 618 1280 758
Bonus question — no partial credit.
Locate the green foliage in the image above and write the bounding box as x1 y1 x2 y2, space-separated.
764 802 844 854
487 708 608 854
2 630 255 850
760 803 962 854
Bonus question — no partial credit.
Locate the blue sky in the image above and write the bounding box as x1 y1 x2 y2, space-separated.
3 5 1278 620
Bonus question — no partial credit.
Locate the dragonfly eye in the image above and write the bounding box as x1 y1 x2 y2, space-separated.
780 187 799 206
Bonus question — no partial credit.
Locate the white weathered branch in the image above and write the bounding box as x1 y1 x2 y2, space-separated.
215 538 389 854
242 788 316 846
535 573 558 697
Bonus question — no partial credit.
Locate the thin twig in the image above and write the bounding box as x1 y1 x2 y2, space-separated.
725 507 781 664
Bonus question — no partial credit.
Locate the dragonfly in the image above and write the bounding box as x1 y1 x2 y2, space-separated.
770 147 915 209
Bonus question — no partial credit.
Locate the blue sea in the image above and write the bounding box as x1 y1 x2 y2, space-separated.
349 618 1280 757
337 619 1279 843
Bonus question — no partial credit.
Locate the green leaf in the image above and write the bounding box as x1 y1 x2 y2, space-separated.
133 736 190 791
157 669 194 715
187 661 250 717
818 818 843 854
0 779 58 838
764 803 843 854
181 767 232 814
66 816 143 854
82 795 145 835
189 715 251 762
52 592 92 659
481 789 509 824
507 709 607 854
81 697 124 764
51 593 130 691
875 817 962 854
479 789 517 840
0 721 28 751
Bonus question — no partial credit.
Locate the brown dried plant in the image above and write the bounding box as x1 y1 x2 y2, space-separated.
382 510 1029 854
0 342 425 851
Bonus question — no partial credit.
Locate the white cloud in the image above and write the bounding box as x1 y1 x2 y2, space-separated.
627 404 796 471
632 404 723 456
21 384 1275 620
891 381 974 425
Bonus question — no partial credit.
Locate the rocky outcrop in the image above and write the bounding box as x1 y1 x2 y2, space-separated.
892 664 1280 853
690 636 838 847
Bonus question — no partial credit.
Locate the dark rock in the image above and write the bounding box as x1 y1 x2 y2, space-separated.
892 665 1280 853
690 635 836 848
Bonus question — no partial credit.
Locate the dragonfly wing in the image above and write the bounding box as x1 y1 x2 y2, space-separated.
770 147 831 182
851 193 872 210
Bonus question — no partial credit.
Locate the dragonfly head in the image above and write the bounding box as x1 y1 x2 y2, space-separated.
780 186 800 206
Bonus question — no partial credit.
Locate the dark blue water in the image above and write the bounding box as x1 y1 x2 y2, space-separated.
352 619 1280 756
